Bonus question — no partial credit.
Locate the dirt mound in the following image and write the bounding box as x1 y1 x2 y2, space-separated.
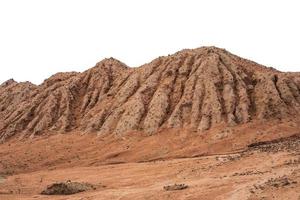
1 46 300 141
41 181 95 195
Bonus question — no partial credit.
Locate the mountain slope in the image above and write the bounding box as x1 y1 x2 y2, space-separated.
0 47 300 142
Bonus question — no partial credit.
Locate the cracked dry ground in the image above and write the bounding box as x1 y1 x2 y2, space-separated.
0 124 299 200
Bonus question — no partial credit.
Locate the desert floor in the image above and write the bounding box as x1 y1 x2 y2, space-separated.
0 121 299 199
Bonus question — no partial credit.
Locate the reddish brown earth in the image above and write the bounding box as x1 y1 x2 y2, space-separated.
0 46 300 199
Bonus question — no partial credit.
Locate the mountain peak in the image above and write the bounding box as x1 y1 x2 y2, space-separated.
1 78 17 87
95 57 128 69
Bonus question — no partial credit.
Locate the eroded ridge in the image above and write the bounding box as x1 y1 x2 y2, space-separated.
0 47 300 141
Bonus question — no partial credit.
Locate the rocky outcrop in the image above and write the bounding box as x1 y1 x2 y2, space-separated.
0 47 300 141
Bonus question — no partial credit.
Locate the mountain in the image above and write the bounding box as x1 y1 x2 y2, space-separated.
0 46 300 142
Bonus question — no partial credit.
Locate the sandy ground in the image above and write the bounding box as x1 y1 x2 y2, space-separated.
0 145 299 200
0 120 299 199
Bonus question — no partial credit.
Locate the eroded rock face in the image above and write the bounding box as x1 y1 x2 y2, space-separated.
0 47 300 141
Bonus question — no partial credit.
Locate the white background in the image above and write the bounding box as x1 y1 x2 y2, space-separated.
0 0 299 84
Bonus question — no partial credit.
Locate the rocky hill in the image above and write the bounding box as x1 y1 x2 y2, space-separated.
0 47 299 142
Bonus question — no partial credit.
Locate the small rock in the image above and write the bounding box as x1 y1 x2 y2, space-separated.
163 183 188 191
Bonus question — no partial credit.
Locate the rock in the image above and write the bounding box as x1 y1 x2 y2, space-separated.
41 181 95 195
163 183 188 191
0 189 12 194
0 175 5 184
